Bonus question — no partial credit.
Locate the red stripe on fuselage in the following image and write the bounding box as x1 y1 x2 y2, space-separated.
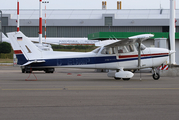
118 53 168 59
14 50 23 54
150 53 169 56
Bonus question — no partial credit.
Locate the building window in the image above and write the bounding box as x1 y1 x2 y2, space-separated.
105 17 112 26
162 26 169 32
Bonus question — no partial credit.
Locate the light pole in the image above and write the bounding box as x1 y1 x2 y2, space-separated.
169 0 176 65
42 1 49 44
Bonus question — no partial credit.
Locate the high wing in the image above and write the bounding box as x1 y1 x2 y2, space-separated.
103 34 154 48
95 40 120 47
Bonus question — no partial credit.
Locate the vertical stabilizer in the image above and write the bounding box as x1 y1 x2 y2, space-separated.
7 31 43 62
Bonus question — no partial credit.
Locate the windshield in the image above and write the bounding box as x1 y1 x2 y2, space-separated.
92 47 101 53
135 43 146 51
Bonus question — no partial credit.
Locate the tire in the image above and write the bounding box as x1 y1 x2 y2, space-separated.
45 68 54 73
22 69 25 73
153 73 160 80
123 78 130 81
25 68 32 73
45 70 50 73
26 70 32 73
114 77 121 80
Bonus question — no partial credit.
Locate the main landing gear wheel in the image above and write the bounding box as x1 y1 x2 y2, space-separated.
122 78 130 81
45 68 55 73
21 68 25 73
114 77 121 80
152 73 160 80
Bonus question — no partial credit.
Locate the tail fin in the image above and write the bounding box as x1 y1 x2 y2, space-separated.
7 31 43 65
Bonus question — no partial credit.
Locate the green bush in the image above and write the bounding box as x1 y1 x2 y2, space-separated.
0 42 11 53
0 53 13 59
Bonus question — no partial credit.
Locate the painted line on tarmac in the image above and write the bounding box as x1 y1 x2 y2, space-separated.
1 88 64 91
1 87 179 91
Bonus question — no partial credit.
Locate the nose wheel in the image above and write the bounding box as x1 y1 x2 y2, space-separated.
152 73 160 80
152 68 160 80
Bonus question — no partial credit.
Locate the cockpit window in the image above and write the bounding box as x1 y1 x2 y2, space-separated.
135 43 146 51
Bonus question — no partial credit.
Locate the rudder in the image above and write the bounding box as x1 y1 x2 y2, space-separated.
7 31 43 65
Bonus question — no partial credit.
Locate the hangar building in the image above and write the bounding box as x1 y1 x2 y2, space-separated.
1 9 179 64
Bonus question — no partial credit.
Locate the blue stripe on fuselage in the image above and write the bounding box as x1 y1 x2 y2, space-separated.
16 54 28 65
16 54 168 67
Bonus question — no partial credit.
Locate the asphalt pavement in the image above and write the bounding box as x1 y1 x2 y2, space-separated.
0 66 179 120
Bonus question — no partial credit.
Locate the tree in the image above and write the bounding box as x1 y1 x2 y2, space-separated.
0 42 11 53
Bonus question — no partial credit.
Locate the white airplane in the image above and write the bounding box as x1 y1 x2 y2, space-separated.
2 33 98 46
7 31 174 80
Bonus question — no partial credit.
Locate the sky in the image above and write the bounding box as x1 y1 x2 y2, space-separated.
0 0 178 9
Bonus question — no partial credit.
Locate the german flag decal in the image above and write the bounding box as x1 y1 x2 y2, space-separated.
17 37 22 41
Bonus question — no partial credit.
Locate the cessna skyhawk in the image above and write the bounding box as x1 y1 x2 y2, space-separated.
7 31 174 80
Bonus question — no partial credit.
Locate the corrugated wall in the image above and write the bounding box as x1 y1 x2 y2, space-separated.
2 26 171 37
176 27 179 33
56 26 163 37
21 26 39 37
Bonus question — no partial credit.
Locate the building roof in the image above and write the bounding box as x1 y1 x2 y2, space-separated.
2 9 179 20
1 9 179 27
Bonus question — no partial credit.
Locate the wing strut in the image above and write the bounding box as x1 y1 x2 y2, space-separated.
138 42 141 68
138 42 142 81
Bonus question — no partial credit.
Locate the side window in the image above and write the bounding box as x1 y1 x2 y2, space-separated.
101 47 116 54
126 45 134 52
117 46 128 53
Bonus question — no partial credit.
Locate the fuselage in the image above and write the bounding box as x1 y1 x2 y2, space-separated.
15 44 169 70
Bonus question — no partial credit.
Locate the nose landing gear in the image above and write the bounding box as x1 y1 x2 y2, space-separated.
152 68 160 80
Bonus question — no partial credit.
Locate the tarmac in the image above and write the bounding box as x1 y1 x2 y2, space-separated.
0 66 179 120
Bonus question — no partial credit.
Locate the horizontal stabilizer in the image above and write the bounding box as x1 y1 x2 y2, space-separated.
22 60 45 66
